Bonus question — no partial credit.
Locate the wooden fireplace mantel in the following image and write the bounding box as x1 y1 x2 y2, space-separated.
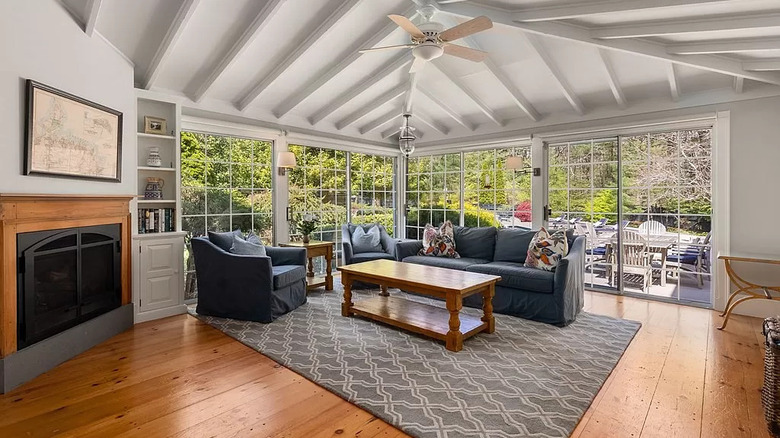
0 194 134 357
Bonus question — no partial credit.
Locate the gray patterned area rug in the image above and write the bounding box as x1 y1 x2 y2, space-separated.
191 287 640 438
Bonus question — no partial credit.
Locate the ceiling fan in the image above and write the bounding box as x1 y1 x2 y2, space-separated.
360 12 493 73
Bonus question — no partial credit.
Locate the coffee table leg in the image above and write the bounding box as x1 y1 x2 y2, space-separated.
341 273 353 317
482 283 495 334
445 294 463 352
380 285 389 297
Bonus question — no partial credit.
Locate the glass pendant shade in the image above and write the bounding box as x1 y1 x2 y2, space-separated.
399 114 416 157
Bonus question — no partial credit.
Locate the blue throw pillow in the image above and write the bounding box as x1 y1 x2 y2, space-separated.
351 225 382 254
208 229 244 251
229 234 267 256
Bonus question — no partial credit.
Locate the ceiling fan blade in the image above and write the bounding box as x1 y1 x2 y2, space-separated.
389 14 425 39
443 44 488 62
359 44 415 54
409 57 427 74
439 16 493 42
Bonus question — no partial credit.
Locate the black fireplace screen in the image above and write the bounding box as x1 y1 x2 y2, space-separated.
17 224 121 349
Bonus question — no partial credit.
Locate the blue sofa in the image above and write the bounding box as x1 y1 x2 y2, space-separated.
395 227 585 326
191 236 308 323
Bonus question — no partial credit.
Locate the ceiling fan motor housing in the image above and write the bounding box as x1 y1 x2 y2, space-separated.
412 21 445 61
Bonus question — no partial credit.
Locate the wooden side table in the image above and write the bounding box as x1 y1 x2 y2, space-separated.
279 240 334 291
718 255 780 330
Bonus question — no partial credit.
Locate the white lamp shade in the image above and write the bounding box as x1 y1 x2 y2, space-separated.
277 151 297 168
506 155 524 170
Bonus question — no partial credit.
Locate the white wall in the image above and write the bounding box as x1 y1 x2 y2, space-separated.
0 0 136 195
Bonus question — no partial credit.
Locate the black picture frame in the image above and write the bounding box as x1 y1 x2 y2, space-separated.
24 79 123 182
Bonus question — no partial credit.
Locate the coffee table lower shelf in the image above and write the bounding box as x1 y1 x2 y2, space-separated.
348 296 488 344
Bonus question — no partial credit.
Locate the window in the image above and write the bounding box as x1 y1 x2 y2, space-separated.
350 153 396 235
180 132 273 299
405 153 461 240
463 147 532 228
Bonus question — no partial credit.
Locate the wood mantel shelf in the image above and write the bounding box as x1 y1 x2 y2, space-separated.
0 194 134 357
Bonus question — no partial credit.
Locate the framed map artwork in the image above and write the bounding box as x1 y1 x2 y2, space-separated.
25 80 122 182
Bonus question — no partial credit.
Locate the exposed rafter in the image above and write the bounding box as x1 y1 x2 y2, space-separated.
598 49 627 108
591 13 780 40
525 34 585 115
236 0 362 111
734 76 744 93
434 3 780 85
403 72 419 115
430 63 503 126
84 0 102 37
414 110 450 135
666 63 680 101
438 15 541 121
359 110 400 135
143 0 200 90
308 53 411 125
667 37 780 55
743 60 780 72
272 8 418 119
514 0 732 22
190 0 285 102
334 83 407 130
418 86 474 131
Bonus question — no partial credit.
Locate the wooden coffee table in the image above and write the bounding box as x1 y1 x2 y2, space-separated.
338 259 501 352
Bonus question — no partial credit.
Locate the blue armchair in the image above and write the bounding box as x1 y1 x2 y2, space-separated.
191 236 308 323
341 223 397 265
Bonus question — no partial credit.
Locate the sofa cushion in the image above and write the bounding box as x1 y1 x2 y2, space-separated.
454 226 497 260
352 252 395 263
493 228 537 263
272 265 306 289
208 229 244 251
402 256 488 270
351 225 382 254
466 262 555 294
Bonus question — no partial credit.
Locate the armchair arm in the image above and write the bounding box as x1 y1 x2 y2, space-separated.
379 227 397 258
266 246 307 266
395 240 423 261
553 235 586 325
341 224 354 265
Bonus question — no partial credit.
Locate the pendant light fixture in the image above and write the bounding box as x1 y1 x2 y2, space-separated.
398 114 416 157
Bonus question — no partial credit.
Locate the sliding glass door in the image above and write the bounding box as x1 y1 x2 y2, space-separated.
547 129 713 306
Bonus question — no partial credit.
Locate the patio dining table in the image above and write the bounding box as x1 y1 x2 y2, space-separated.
601 233 678 287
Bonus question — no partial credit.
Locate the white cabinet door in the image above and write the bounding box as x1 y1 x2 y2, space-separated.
139 237 183 312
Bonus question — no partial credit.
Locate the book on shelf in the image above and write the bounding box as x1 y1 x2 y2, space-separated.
138 208 176 233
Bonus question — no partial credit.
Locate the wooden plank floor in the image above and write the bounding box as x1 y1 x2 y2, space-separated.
0 291 770 438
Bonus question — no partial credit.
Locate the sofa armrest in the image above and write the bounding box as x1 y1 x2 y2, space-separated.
266 246 307 266
553 235 586 324
395 240 423 261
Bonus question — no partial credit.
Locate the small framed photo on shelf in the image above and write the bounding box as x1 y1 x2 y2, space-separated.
144 116 167 135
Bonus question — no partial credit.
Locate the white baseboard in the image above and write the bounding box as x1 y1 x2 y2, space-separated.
134 304 188 324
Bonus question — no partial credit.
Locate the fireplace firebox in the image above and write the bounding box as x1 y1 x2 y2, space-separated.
17 224 122 349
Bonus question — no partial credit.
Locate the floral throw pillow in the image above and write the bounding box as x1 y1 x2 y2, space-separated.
524 227 568 271
418 221 460 258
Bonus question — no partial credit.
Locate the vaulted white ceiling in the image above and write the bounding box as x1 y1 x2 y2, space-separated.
58 0 780 148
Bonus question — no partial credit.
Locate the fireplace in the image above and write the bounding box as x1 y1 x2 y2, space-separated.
17 224 122 349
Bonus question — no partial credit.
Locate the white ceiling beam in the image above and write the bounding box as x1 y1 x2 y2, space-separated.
359 110 401 134
236 0 362 111
308 53 412 125
272 8 417 119
734 76 744 93
142 0 200 90
430 63 503 126
667 37 780 55
743 60 780 72
514 0 732 22
190 0 285 102
525 34 585 115
591 13 780 40
403 72 419 115
418 86 474 130
84 0 102 37
666 63 680 101
413 110 450 135
438 15 541 121
598 49 627 109
334 83 407 130
434 3 780 85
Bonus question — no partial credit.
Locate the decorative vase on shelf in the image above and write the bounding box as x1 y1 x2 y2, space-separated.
144 177 164 199
302 234 310 244
146 147 161 167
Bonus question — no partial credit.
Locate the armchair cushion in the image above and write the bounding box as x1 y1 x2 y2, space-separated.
230 234 267 256
208 229 244 251
272 265 307 289
352 225 382 254
352 251 395 263
265 246 307 267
